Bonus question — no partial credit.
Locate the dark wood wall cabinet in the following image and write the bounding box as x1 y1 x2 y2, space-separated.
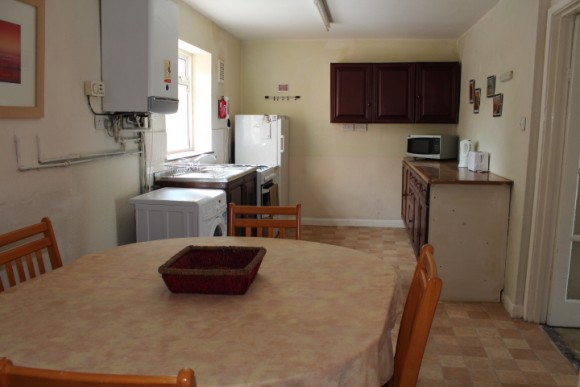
402 159 513 302
330 62 460 124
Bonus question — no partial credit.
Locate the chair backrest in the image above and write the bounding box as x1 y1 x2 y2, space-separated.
227 203 302 240
388 244 442 387
0 358 196 387
0 217 63 292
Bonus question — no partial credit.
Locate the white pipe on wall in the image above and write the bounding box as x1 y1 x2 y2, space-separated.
14 136 141 172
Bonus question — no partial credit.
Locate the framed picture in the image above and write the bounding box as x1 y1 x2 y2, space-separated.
0 0 45 118
474 88 481 113
493 93 503 117
469 79 475 104
486 75 496 98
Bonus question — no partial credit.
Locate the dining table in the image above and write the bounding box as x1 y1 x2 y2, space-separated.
0 236 403 386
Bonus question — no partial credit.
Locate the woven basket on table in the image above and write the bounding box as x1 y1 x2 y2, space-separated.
158 245 266 295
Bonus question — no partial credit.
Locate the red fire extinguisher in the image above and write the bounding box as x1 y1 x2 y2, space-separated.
218 96 229 119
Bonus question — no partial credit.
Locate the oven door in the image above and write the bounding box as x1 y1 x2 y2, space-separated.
258 167 279 206
261 180 279 206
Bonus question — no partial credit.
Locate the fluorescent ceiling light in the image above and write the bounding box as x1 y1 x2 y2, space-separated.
313 0 332 32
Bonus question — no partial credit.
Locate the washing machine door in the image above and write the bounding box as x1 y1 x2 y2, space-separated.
209 215 227 237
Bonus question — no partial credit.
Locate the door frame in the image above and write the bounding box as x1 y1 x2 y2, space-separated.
524 0 580 323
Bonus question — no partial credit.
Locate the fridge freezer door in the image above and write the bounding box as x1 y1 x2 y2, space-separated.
235 115 280 165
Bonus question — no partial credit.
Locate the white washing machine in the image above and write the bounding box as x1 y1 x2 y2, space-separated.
129 188 227 242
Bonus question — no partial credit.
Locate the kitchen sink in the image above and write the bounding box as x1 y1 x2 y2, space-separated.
155 164 258 183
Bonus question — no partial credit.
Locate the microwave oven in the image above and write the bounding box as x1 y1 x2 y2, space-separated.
407 134 458 160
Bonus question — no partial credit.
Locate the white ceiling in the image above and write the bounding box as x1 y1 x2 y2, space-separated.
182 0 500 40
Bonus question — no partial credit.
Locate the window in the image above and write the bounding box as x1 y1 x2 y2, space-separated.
165 40 212 159
165 50 193 155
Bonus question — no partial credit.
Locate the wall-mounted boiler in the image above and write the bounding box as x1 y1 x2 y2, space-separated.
100 0 179 114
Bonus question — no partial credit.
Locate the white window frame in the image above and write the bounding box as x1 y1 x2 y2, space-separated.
165 41 212 160
166 50 194 158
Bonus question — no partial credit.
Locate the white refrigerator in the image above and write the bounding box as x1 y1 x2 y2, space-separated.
235 115 289 206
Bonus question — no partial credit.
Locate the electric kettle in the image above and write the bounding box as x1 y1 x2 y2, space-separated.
458 139 472 168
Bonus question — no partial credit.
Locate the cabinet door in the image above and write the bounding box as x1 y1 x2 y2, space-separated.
374 63 415 123
401 164 409 222
330 63 373 123
415 62 461 123
227 183 242 206
242 173 257 206
414 193 428 255
403 165 430 256
405 188 416 242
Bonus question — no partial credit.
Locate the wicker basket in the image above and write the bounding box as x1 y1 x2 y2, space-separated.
158 245 266 295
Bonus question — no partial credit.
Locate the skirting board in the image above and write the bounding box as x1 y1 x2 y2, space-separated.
502 293 524 319
302 217 405 228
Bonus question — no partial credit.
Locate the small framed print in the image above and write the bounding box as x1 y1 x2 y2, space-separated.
487 75 496 97
0 0 45 118
474 88 481 113
469 79 475 104
493 93 503 117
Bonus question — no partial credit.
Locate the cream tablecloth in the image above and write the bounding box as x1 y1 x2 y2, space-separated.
0 237 402 386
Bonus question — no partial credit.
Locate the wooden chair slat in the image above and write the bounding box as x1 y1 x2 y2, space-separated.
36 250 47 274
0 218 63 293
15 258 26 283
5 262 17 287
228 204 302 240
25 254 36 279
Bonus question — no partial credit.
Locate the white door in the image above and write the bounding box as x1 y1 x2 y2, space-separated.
547 14 580 327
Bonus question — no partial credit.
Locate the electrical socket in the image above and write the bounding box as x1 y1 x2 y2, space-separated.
94 116 111 130
84 80 105 97
354 123 367 132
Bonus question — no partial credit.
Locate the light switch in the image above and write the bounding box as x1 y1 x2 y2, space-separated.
500 71 514 82
519 117 526 131
342 124 354 131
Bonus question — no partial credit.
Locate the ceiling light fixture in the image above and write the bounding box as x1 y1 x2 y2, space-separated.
313 0 332 32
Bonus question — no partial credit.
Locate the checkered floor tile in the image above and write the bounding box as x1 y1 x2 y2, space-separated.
300 226 579 386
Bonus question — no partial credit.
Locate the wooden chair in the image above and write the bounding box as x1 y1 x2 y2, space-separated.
227 203 302 240
0 217 63 292
0 358 196 387
384 244 443 387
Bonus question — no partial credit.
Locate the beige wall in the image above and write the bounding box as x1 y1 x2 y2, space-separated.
0 1 241 264
238 0 548 316
239 39 458 225
457 0 548 314
0 0 141 261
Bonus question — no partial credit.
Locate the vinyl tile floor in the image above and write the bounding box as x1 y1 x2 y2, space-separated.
300 225 580 387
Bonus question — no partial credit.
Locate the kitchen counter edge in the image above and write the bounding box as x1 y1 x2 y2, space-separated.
403 158 513 186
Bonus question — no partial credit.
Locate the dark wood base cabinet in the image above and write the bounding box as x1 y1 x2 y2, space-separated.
402 159 513 302
156 172 257 207
402 162 428 257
